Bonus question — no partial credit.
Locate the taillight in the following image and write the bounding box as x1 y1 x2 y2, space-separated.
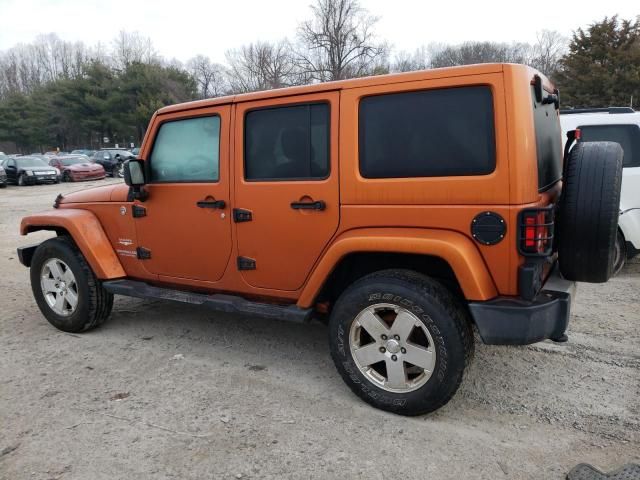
518 207 554 256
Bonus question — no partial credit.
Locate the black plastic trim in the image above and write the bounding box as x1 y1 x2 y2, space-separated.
132 205 146 218
102 279 313 323
136 247 151 260
233 208 252 222
237 256 256 270
17 243 40 267
469 290 571 345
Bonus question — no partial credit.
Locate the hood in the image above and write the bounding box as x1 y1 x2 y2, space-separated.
21 165 56 172
65 163 104 172
58 183 130 204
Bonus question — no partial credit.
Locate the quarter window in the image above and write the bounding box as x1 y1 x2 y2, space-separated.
244 103 329 180
579 124 640 168
359 86 496 178
150 116 220 182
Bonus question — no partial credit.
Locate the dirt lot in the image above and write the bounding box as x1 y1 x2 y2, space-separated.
1 179 638 480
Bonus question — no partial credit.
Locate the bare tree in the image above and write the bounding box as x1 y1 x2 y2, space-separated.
225 40 305 93
296 0 387 81
112 31 158 69
430 41 532 68
529 30 567 77
392 46 430 72
187 55 228 98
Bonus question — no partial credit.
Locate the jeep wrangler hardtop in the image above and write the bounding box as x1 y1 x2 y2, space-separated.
18 63 623 415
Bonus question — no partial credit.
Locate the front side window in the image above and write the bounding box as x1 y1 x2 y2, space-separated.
244 103 329 181
149 116 220 182
579 124 640 168
359 86 496 178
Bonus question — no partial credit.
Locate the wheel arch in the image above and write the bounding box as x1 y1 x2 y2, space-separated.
297 228 498 308
20 208 126 279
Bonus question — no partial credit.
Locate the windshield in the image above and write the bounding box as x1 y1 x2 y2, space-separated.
17 157 48 168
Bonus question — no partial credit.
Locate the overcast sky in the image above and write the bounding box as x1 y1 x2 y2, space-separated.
0 0 637 63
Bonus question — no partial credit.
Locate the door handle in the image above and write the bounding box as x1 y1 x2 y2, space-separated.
290 200 326 211
197 199 226 209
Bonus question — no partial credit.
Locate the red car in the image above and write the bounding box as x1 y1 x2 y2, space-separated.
49 155 106 182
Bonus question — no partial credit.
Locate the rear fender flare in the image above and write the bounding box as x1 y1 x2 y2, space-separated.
297 228 497 308
20 208 126 279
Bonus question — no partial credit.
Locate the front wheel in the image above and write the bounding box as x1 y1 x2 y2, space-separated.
63 171 72 182
18 174 26 186
329 269 473 416
30 237 114 332
113 162 124 178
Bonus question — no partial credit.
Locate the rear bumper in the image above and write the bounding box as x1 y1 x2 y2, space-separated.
468 265 576 345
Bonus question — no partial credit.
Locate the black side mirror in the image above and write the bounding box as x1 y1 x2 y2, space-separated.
124 159 148 201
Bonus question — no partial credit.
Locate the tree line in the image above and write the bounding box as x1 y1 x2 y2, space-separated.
0 0 638 153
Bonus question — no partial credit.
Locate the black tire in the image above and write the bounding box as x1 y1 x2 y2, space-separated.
63 171 72 182
328 269 473 416
612 230 626 276
0 182 6 188
30 236 114 332
113 162 124 178
18 173 26 186
557 141 623 283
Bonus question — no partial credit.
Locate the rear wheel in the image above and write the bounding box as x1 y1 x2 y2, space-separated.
557 141 624 282
30 237 113 332
613 230 626 276
328 269 473 416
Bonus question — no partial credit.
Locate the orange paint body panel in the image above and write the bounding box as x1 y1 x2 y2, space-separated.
20 209 126 279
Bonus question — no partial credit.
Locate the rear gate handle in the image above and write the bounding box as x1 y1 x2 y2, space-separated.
290 200 326 211
197 199 226 209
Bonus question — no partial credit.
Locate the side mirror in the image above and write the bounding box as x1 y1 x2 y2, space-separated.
124 159 145 187
124 159 148 201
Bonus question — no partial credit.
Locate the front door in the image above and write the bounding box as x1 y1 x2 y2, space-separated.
134 105 232 282
234 92 340 291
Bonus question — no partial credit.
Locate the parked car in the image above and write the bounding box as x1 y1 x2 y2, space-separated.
3 156 59 185
0 163 7 187
561 107 640 274
130 147 140 156
49 155 106 182
17 64 623 416
93 149 134 177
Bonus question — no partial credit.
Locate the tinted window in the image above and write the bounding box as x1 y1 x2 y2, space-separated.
245 103 329 180
531 87 563 191
579 124 640 168
150 116 220 182
359 86 495 178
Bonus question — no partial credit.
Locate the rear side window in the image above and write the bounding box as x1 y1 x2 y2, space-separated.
532 87 563 191
358 86 496 178
579 124 640 168
244 103 329 181
149 116 220 182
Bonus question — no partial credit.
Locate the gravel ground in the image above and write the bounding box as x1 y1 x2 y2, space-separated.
1 180 638 480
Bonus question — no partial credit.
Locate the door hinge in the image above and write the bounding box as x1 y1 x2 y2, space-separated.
233 208 252 222
136 247 152 260
237 256 256 270
132 205 147 218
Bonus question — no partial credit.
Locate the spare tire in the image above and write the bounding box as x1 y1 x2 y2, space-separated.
557 141 623 282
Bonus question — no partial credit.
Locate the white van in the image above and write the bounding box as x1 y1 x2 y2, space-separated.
561 107 640 274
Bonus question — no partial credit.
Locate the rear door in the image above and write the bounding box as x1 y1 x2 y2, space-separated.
134 105 232 282
234 92 340 291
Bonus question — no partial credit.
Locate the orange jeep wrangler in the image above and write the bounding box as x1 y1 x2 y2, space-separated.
18 64 623 416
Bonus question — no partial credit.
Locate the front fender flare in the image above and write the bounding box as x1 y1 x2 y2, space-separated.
20 208 126 279
297 228 497 308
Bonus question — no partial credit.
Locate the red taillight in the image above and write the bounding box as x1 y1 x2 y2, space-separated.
518 208 554 256
574 128 581 140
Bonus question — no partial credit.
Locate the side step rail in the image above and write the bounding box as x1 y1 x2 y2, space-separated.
102 279 313 323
